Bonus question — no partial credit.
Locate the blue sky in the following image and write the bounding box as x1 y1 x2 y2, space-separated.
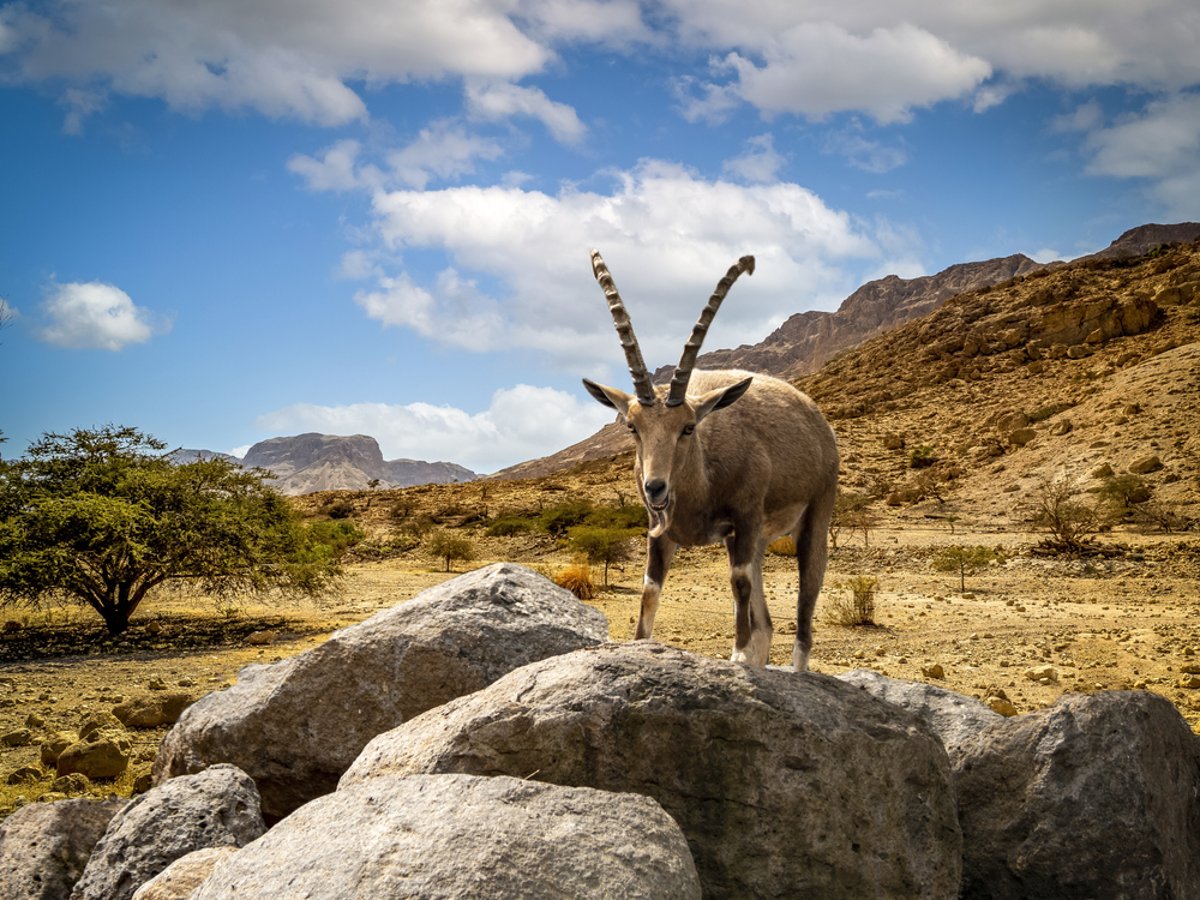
2 1 1198 474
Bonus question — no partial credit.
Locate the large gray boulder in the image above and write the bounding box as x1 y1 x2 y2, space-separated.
954 690 1200 898
154 563 608 819
0 798 126 900
837 669 1002 753
71 764 265 900
342 642 962 899
193 774 700 899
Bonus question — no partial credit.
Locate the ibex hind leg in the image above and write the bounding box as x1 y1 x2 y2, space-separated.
792 484 836 672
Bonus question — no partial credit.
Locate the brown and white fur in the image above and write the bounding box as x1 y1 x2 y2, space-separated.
583 251 839 670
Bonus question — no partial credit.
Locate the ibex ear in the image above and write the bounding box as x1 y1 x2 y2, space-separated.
582 379 634 417
694 376 752 422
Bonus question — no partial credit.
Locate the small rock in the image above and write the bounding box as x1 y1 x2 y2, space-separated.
25 713 46 729
51 772 91 793
1023 664 1059 685
1179 663 1200 675
1 728 34 747
1128 454 1163 475
883 433 906 450
1090 463 1114 479
78 711 124 740
986 696 1018 717
1178 675 1200 690
57 730 133 780
245 630 277 646
147 678 169 692
6 765 45 786
1007 428 1037 447
41 731 76 768
922 663 946 680
113 693 195 729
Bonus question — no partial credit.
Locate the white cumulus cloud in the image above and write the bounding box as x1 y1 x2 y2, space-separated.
255 384 615 474
359 159 896 375
37 281 163 351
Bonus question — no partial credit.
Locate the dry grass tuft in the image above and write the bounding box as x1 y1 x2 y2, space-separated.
554 563 596 601
824 575 878 626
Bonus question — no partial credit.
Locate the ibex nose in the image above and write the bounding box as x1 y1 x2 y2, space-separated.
644 479 668 506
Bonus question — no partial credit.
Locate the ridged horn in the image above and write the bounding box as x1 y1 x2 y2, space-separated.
667 255 755 406
590 249 657 406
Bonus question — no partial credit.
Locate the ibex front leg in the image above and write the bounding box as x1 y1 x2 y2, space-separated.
636 535 677 639
727 527 772 666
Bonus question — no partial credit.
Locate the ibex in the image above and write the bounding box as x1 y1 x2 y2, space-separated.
582 250 839 670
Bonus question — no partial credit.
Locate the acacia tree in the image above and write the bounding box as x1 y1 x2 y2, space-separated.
0 426 342 635
932 545 998 593
567 525 639 587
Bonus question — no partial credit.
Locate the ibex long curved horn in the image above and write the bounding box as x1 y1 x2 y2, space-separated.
591 249 657 406
666 255 755 406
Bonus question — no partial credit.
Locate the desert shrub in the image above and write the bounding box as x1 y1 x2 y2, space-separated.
909 446 937 469
427 530 476 572
824 575 878 626
539 499 594 537
324 499 355 520
1130 501 1190 534
554 563 596 600
305 520 364 559
567 525 639 586
1025 475 1102 551
395 514 435 544
932 545 998 593
1097 474 1151 519
830 489 879 548
486 514 537 537
587 503 648 530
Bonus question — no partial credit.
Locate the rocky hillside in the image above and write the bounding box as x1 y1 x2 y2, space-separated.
653 254 1050 383
496 223 1200 489
801 236 1200 521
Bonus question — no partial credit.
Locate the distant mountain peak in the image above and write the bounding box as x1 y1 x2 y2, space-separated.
177 434 477 495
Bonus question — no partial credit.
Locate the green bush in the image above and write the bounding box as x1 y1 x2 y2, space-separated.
909 446 937 469
324 499 355 520
587 503 648 530
305 520 364 559
486 514 537 537
539 500 594 537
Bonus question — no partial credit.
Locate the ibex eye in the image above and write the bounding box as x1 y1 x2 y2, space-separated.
681 424 695 436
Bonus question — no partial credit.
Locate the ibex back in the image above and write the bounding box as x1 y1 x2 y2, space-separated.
583 250 839 670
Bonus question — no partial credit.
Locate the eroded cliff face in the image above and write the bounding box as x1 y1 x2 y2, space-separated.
239 433 477 494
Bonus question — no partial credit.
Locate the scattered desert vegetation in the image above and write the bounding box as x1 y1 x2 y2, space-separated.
2 238 1199 816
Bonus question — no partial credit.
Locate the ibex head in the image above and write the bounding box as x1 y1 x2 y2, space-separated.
582 250 755 537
